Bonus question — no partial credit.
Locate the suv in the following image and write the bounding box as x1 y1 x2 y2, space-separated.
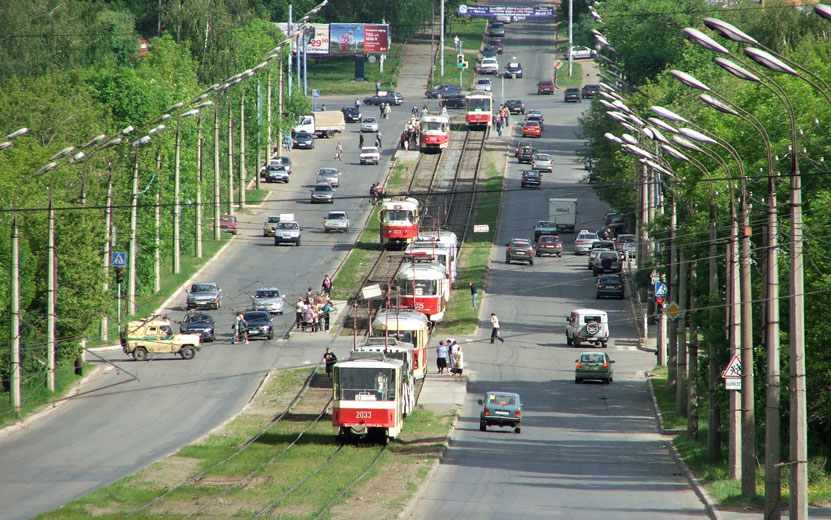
186 282 222 310
342 106 362 122
537 80 555 95
593 250 622 276
517 145 535 164
582 84 600 99
506 238 535 265
273 220 301 246
121 317 201 360
564 88 582 103
505 99 525 114
566 309 609 348
588 240 616 270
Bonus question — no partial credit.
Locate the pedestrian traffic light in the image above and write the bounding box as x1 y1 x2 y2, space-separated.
115 267 124 284
457 54 465 69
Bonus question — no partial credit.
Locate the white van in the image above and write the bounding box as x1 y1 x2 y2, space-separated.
566 309 609 348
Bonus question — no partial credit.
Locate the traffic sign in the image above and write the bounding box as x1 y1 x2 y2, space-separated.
111 252 127 268
725 378 741 390
664 301 680 320
722 354 742 378
473 224 489 233
554 60 563 70
654 282 667 298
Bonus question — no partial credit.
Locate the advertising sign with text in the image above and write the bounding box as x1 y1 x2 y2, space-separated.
457 5 555 19
364 24 390 53
274 23 330 54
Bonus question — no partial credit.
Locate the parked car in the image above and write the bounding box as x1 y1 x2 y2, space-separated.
186 282 222 310
293 131 315 149
568 46 596 60
219 214 237 235
521 170 542 188
179 312 216 342
566 308 609 348
323 210 350 233
536 235 563 257
316 167 341 188
242 310 274 341
575 351 614 383
593 250 622 276
273 220 301 246
537 80 555 95
360 146 380 165
517 145 536 164
263 164 289 183
503 59 523 79
342 106 362 123
262 216 281 237
574 229 599 255
479 391 522 433
270 156 292 174
564 87 582 103
531 153 553 172
582 84 600 99
605 210 623 225
251 287 285 314
506 238 535 265
534 220 559 241
310 183 335 204
522 120 542 137
596 274 625 299
505 99 525 114
475 78 493 92
488 39 504 53
425 84 462 98
360 117 379 133
363 91 403 105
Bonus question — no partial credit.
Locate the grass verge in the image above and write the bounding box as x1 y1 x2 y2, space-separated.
307 44 405 96
428 18 488 90
0 363 87 428
555 62 583 88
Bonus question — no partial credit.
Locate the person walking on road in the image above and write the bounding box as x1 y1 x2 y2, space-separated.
490 313 504 344
321 274 333 296
359 133 364 148
451 346 464 381
412 105 419 116
323 347 338 379
469 282 478 308
322 300 333 331
233 312 249 344
436 341 448 374
334 141 343 161
295 297 305 330
375 131 382 148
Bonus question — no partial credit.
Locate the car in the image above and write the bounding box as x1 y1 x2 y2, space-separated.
481 46 498 60
263 164 289 183
605 210 623 225
310 183 335 204
588 240 616 270
475 78 493 92
293 131 315 149
534 221 559 241
439 93 466 109
360 117 379 133
503 60 523 78
186 282 222 310
316 167 341 188
566 309 609 348
251 287 285 314
574 230 599 255
179 312 216 342
596 274 625 299
505 99 525 114
531 153 552 172
582 84 600 99
360 146 380 165
342 106 362 123
242 310 274 341
494 14 512 24
536 235 563 257
478 58 499 75
363 91 404 105
517 145 535 163
478 391 522 433
488 22 505 37
506 238 535 265
270 156 292 174
575 351 614 383
564 87 582 103
262 216 281 237
537 80 555 95
488 39 504 53
425 84 462 98
593 250 622 276
526 109 544 122
597 222 628 240
513 140 532 157
525 114 544 130
323 210 350 233
615 233 637 255
521 170 542 188
219 214 237 235
121 317 200 361
522 120 542 137
567 46 596 60
273 220 301 246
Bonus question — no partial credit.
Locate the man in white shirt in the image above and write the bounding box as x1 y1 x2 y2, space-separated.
490 313 504 344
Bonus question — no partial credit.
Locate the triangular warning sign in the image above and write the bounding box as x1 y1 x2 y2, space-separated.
722 354 742 378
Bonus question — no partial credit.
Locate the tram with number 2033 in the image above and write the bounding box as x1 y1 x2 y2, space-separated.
378 196 420 249
465 91 493 129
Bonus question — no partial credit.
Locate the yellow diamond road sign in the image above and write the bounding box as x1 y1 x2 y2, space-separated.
554 60 563 70
664 301 680 320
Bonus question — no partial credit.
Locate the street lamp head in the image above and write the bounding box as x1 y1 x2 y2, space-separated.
194 101 214 110
148 124 167 136
699 94 739 116
151 113 171 125
0 141 11 151
591 29 604 37
628 114 645 127
672 135 705 153
5 127 29 140
120 125 135 136
50 146 76 161
622 143 655 160
644 159 676 178
651 105 688 123
606 111 628 123
605 132 623 144
621 123 639 134
599 99 616 109
165 102 185 114
595 35 610 47
744 47 798 76
132 135 152 147
679 127 718 144
598 82 620 94
670 69 711 91
815 3 831 21
621 133 639 145
703 18 758 45
642 127 655 140
180 109 200 119
70 151 86 163
253 61 268 72
661 143 691 162
612 99 631 113
591 11 602 21
202 84 221 95
648 126 670 144
103 137 123 149
683 27 730 55
241 69 255 79
648 117 679 134
36 161 58 175
83 134 107 149
713 57 761 83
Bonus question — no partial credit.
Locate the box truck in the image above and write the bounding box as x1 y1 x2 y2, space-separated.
549 198 577 233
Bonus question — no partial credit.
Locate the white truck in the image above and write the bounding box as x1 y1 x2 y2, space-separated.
549 198 578 233
292 111 346 138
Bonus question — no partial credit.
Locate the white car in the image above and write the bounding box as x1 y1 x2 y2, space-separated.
574 230 599 255
568 46 596 60
475 78 493 92
479 57 499 75
360 117 379 133
360 146 380 165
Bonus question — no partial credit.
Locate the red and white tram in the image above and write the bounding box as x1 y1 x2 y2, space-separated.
418 114 450 151
332 356 405 443
416 231 458 282
396 257 449 322
409 237 457 283
378 196 420 249
355 338 415 415
371 309 430 380
465 92 493 128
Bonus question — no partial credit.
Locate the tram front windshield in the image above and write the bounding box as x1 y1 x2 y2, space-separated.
422 122 446 132
373 330 416 344
337 367 396 401
399 279 438 296
383 210 412 224
467 98 491 112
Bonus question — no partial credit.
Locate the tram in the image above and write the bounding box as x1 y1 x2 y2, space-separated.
355 338 415 415
332 356 405 443
378 196 420 249
465 92 493 129
371 309 430 380
396 257 449 322
409 235 457 283
418 114 450 151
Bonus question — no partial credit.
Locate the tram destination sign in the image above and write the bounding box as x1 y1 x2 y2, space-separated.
457 5 555 19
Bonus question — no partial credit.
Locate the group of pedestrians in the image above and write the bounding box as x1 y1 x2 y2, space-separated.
399 117 420 151
495 105 510 137
294 276 335 333
435 338 464 381
379 102 392 119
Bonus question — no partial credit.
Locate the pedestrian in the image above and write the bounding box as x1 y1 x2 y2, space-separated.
295 297 304 330
321 274 333 296
496 119 503 137
412 105 418 116
359 132 365 148
321 103 326 111
436 341 448 374
322 300 333 331
233 312 249 344
490 313 505 343
302 304 316 333
334 141 343 161
284 134 292 151
447 338 458 372
376 80 382 92
379 103 385 117
355 97 361 107
403 139 409 151
323 347 338 379
385 103 391 119
306 287 314 305
469 282 478 309
375 131 382 148
451 346 464 381
370 182 378 204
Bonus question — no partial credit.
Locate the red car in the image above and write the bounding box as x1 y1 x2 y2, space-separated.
488 39 504 54
536 235 563 257
522 121 542 137
537 80 555 95
219 214 237 235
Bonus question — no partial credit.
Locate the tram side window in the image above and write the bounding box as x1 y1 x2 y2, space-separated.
338 368 395 401
383 210 412 224
400 280 437 296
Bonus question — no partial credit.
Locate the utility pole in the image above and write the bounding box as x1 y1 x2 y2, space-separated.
101 168 114 341
287 5 292 100
676 247 688 416
227 91 234 215
267 69 273 162
667 192 677 390
155 152 162 293
707 202 721 460
195 110 204 258
47 173 57 393
568 0 573 78
173 119 182 274
728 212 742 480
440 0 445 77
739 182 755 496
240 90 247 209
213 95 221 241
278 55 284 158
128 154 139 316
765 171 781 518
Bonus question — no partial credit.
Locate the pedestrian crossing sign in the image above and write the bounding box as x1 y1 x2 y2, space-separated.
111 252 127 268
722 354 742 378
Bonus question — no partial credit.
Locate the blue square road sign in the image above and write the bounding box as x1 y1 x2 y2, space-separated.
112 252 127 268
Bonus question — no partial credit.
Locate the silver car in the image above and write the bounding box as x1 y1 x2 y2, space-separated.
251 287 285 314
186 282 222 310
316 167 340 187
361 117 379 133
574 230 599 255
531 153 553 172
310 183 335 204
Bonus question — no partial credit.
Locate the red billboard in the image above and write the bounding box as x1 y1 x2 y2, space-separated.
364 25 389 53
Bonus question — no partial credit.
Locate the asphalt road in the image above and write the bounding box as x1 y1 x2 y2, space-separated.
0 92 419 519
408 13 711 520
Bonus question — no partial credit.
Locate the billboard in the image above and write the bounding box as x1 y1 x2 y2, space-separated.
456 5 555 19
329 23 390 55
274 23 330 54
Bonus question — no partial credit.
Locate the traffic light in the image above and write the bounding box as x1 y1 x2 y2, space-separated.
457 54 465 69
115 267 124 284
